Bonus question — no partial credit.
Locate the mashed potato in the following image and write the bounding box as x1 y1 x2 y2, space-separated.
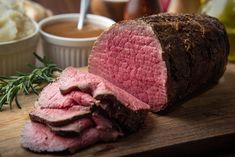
0 0 35 42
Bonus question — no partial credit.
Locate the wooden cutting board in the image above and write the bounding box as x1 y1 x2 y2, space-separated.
1 64 235 157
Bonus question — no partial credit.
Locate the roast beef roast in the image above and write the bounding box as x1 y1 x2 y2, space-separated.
88 13 229 112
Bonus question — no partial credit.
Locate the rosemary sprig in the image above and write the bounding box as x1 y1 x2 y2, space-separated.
0 53 62 111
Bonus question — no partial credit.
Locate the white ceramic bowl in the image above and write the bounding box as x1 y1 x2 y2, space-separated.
0 21 39 76
38 13 115 69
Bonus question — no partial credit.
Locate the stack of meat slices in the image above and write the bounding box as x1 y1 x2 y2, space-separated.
21 67 150 153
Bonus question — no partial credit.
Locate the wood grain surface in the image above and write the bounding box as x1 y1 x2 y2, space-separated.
0 64 235 157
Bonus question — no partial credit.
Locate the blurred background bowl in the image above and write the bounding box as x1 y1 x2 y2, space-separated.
0 20 39 76
38 13 115 69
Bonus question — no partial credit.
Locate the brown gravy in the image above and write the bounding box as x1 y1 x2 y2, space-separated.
43 21 105 38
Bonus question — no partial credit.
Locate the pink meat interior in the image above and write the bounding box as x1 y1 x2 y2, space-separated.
89 23 168 111
21 121 99 153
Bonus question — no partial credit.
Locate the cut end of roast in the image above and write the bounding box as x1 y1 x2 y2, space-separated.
89 13 229 112
89 21 168 112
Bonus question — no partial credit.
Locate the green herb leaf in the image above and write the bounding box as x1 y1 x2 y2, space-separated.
0 53 62 111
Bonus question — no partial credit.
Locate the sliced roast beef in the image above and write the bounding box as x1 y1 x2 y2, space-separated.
29 105 91 126
38 81 96 108
59 67 150 132
88 13 229 112
48 118 94 136
21 121 123 153
22 67 148 153
21 121 100 153
48 113 123 137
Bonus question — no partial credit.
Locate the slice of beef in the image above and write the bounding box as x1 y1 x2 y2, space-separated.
21 121 100 153
29 105 91 126
48 114 123 137
59 67 150 132
21 121 123 153
38 81 96 109
48 118 94 136
88 13 229 112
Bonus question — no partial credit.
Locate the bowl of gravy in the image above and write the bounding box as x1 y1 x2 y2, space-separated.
38 14 115 68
